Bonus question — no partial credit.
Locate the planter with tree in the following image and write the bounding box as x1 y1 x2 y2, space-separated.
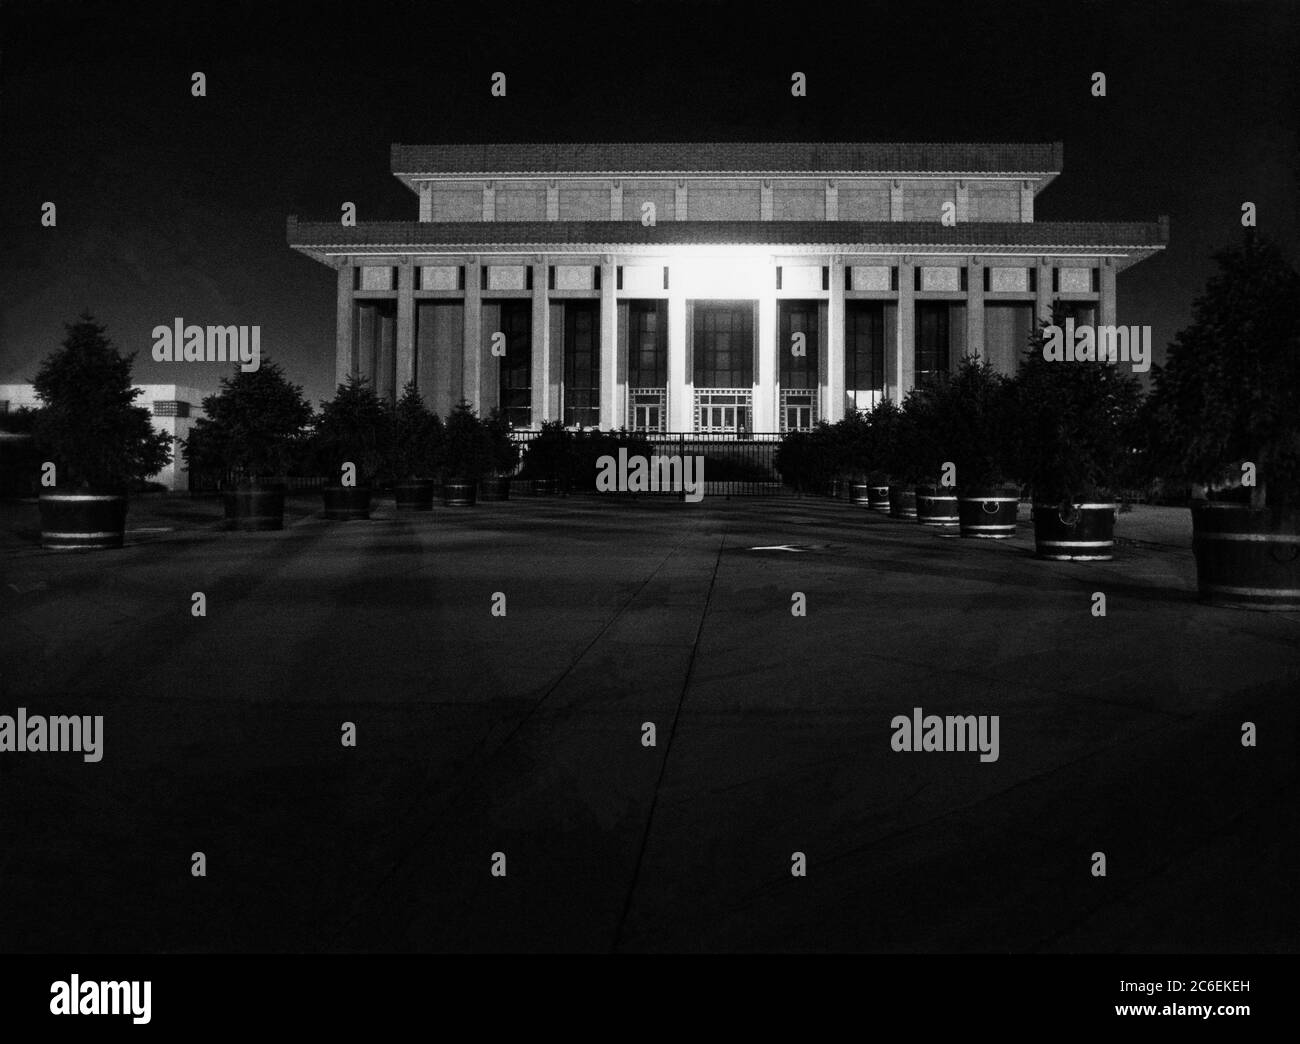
1014 303 1144 560
834 411 874 505
925 358 1020 539
314 375 388 520
1149 236 1300 608
387 382 443 511
183 358 313 531
440 400 491 506
519 421 573 495
862 400 900 511
904 379 959 527
479 409 518 501
31 314 172 548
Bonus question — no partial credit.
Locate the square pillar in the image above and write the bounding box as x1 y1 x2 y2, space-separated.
600 259 618 430
482 182 495 221
890 180 904 221
610 181 623 220
1020 180 1034 222
462 259 482 410
395 261 415 396
1099 259 1117 326
966 259 985 361
761 180 773 220
825 180 838 221
418 182 432 222
674 180 687 221
531 260 549 427
896 258 915 399
756 260 778 432
667 288 689 431
546 181 558 221
955 180 970 223
335 263 354 388
1035 259 1053 324
826 257 846 421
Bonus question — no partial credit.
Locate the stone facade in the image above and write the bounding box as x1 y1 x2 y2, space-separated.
290 142 1166 434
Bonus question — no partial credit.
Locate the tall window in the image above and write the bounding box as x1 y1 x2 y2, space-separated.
627 300 667 387
915 302 950 384
563 301 600 427
778 301 818 390
693 302 754 388
845 301 885 411
355 299 397 401
498 300 532 428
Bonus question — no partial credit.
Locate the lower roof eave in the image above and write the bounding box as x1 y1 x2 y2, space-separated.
289 241 1164 271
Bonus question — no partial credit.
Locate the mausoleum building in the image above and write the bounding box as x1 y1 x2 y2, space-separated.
287 142 1166 434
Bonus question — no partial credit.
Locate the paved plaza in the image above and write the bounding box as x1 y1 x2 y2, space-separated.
1 494 1295 952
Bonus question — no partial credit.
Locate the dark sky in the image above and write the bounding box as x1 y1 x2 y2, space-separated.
1 0 1296 405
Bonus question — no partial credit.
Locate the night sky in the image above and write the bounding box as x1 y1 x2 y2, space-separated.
1 0 1296 406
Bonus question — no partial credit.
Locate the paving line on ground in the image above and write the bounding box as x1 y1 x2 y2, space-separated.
610 531 727 953
319 516 713 949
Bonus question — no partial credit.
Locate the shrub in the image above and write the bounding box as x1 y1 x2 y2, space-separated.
386 382 443 481
183 357 313 484
31 313 172 491
1148 236 1300 508
1011 303 1144 504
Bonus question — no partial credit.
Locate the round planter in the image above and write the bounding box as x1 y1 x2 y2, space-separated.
915 484 959 527
222 485 285 532
442 480 477 506
322 485 372 521
478 476 512 502
1032 502 1116 560
39 491 127 550
887 484 918 520
848 482 872 506
958 487 1019 539
867 484 891 512
394 479 434 512
1191 502 1300 610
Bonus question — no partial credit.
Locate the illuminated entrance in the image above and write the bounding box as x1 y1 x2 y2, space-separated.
692 301 755 434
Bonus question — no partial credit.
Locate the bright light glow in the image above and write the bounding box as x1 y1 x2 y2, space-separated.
671 256 770 298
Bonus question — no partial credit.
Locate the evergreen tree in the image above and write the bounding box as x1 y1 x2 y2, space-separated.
32 313 172 490
1149 237 1300 507
183 357 313 482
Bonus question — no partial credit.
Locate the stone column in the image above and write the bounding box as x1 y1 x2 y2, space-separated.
462 259 482 410
966 258 984 361
395 261 415 397
955 180 970 223
1099 259 1117 326
756 259 778 432
482 182 495 221
600 258 618 430
418 182 432 222
890 180 904 221
675 180 687 221
667 284 689 431
1035 259 1053 324
761 180 773 220
826 256 846 421
531 258 549 427
335 263 354 388
1020 180 1034 222
610 180 623 220
896 258 915 399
